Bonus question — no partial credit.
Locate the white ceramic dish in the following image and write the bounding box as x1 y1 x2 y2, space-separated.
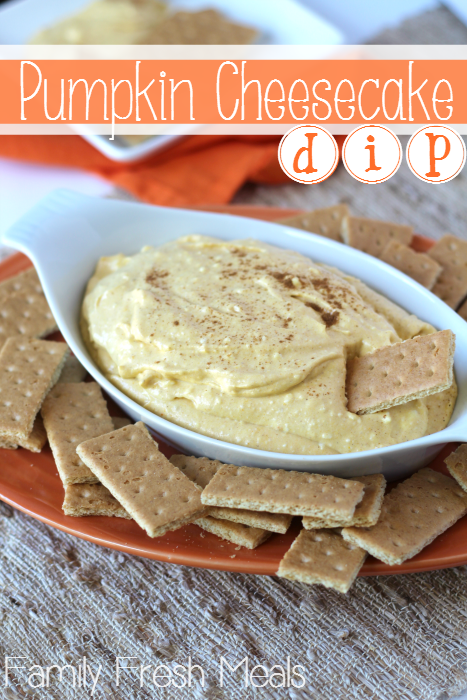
3 190 466 480
0 0 343 162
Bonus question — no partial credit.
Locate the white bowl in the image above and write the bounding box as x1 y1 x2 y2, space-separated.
3 190 466 480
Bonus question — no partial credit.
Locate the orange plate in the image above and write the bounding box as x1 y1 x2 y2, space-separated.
0 204 464 577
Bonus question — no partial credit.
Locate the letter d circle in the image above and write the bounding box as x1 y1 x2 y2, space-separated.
278 125 339 184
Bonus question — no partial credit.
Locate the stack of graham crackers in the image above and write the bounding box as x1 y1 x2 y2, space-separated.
278 205 467 315
0 267 87 452
170 447 467 594
72 428 467 594
0 255 465 594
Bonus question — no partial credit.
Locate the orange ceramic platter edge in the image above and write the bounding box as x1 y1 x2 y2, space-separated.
0 204 464 577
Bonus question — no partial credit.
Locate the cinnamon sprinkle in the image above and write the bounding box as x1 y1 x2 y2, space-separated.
146 269 169 286
305 302 339 328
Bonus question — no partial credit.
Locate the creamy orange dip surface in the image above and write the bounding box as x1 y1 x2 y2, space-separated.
81 236 456 454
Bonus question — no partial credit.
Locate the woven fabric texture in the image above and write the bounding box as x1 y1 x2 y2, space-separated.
0 503 467 700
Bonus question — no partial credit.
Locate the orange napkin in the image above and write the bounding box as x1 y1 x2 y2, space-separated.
0 134 296 207
0 134 345 207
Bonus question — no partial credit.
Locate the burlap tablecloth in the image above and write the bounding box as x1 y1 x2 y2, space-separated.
2 6 467 699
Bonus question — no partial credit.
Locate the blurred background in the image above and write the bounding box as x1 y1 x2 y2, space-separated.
302 0 467 43
1 0 466 42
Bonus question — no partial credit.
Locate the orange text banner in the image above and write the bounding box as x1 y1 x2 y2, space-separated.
0 59 464 131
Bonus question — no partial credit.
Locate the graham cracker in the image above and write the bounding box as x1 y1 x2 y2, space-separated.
346 330 455 415
41 382 114 485
201 465 364 521
380 240 442 290
0 415 47 453
444 444 467 493
303 474 386 529
0 267 43 297
277 204 349 242
208 507 293 534
170 454 223 489
0 337 69 442
195 516 271 549
277 529 367 593
76 422 207 538
0 440 17 450
170 454 293 533
63 483 131 519
341 217 413 258
0 268 57 348
427 234 467 308
342 468 467 565
112 416 132 430
57 355 87 384
147 9 257 45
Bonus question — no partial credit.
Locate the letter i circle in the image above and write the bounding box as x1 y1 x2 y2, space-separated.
342 124 402 184
406 125 466 184
278 125 339 184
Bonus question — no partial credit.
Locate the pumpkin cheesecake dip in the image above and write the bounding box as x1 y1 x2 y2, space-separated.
81 236 456 455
